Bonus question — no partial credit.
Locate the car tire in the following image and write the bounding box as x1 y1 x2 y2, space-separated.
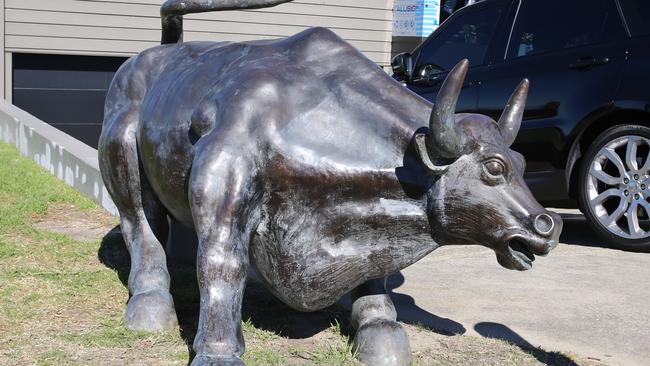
578 124 650 252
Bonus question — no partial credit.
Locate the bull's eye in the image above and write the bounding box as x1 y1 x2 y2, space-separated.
484 159 506 177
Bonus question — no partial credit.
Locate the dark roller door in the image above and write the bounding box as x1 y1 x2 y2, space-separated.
12 53 128 148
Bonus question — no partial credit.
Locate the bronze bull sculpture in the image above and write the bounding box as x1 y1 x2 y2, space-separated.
98 1 562 365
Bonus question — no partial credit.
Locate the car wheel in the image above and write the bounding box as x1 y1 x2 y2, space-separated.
578 124 650 252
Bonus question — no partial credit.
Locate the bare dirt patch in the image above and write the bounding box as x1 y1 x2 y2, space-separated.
32 202 118 242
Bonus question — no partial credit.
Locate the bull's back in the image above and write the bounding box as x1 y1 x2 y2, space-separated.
129 27 365 225
106 26 424 227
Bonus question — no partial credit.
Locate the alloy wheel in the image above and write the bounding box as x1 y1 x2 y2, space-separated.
587 135 650 239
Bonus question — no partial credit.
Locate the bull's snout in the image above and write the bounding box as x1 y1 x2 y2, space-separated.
496 209 562 271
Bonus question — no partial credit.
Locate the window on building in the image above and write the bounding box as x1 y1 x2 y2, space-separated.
506 0 625 59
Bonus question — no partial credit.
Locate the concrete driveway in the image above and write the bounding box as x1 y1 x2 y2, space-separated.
390 209 649 366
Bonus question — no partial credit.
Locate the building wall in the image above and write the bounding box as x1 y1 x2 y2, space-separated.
2 0 394 69
1 0 6 100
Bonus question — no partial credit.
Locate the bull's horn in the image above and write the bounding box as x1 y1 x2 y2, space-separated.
427 59 468 159
498 79 529 146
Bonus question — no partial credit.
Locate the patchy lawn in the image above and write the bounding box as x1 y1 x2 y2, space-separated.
0 142 605 365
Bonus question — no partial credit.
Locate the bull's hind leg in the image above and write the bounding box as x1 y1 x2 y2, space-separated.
188 146 255 366
99 106 178 331
351 278 412 366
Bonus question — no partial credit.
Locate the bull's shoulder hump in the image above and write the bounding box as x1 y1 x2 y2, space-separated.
283 27 367 63
286 26 346 46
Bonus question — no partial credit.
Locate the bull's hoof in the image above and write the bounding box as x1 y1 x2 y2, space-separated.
125 289 178 331
190 354 244 366
353 319 412 366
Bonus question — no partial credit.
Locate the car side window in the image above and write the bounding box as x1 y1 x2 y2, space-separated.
618 0 650 37
506 0 625 59
414 6 503 80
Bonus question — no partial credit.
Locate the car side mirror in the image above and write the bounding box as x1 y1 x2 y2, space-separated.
414 63 447 84
391 53 413 82
419 63 446 78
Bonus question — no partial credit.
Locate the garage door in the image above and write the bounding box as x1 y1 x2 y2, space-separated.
12 53 128 149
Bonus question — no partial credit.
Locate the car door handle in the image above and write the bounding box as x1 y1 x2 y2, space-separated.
569 57 610 70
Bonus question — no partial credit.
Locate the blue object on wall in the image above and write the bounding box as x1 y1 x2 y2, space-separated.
393 0 441 37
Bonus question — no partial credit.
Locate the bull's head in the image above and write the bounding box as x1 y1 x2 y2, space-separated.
416 59 562 270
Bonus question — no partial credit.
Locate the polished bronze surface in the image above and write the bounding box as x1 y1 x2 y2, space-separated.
98 2 562 365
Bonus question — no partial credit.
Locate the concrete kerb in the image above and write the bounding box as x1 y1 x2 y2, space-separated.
0 98 118 216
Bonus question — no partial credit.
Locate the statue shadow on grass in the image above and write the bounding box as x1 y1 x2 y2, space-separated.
474 322 579 366
98 224 464 363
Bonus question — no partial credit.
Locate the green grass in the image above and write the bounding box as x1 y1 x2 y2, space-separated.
0 142 186 364
0 142 358 365
0 144 93 232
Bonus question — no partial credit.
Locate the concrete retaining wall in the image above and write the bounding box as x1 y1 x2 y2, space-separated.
0 98 117 216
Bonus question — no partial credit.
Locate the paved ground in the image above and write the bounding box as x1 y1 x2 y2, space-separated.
390 209 649 366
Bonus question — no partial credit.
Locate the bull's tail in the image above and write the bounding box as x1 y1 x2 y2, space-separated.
161 0 294 44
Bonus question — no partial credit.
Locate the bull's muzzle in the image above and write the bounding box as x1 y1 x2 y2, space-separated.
499 210 562 271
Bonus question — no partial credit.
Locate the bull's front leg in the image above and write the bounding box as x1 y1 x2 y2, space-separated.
351 278 412 366
189 148 255 366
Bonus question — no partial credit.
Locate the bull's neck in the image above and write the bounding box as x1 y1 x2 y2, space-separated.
363 79 440 261
358 72 434 163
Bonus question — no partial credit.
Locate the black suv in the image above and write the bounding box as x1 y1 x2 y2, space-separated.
392 0 650 251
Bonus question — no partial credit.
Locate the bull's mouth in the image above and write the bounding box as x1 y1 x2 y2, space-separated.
498 234 554 271
507 237 536 270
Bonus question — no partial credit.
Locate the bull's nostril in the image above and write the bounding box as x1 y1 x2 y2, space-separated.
534 213 554 236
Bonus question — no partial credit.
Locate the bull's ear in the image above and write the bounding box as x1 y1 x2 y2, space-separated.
498 79 529 146
414 133 450 174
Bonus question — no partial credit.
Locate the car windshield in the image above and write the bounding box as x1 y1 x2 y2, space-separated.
414 5 503 79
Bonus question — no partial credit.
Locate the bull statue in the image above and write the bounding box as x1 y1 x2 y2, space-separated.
98 1 563 365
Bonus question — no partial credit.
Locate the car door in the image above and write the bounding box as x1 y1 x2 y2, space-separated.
616 0 650 108
406 1 509 112
475 0 628 201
